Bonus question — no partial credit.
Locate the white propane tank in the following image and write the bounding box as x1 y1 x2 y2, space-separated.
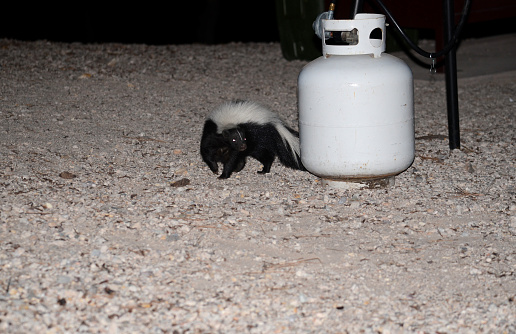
298 14 414 188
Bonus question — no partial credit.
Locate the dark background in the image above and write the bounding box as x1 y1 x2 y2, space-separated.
0 2 280 45
1 1 515 45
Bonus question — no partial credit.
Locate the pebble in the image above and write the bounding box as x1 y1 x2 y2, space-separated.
56 275 72 284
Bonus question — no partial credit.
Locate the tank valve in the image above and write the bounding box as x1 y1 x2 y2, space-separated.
313 2 336 40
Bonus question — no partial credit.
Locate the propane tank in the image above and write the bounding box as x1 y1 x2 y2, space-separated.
298 14 414 188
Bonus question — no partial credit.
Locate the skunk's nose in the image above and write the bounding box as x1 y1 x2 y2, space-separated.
239 144 247 151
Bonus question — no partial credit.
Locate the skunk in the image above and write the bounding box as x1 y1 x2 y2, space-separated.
200 100 305 179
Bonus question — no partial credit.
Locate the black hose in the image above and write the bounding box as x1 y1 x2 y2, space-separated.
373 0 472 59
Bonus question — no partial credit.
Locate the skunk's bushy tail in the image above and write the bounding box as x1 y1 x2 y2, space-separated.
273 124 304 171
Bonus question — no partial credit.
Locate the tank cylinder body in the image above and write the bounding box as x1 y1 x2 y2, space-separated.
298 14 414 182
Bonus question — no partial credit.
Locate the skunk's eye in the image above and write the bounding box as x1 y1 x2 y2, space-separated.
232 139 236 142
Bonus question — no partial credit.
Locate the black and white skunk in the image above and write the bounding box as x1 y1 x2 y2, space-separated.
200 100 305 179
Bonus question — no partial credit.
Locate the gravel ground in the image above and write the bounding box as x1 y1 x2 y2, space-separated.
1 39 515 333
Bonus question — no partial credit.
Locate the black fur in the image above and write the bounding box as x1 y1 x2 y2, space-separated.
239 122 304 174
200 121 247 178
200 119 305 179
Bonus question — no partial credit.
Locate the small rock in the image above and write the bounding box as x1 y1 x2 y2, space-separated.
59 171 76 179
171 178 190 187
57 275 71 284
470 268 482 275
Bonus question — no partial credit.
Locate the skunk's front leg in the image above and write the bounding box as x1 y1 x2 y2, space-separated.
200 146 219 174
219 152 241 179
203 155 219 174
207 160 219 174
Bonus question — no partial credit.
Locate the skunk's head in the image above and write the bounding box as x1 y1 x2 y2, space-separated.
222 128 247 151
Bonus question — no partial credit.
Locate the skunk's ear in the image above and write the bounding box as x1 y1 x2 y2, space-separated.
222 129 231 138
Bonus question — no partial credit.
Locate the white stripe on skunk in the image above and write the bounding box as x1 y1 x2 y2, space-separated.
200 100 305 179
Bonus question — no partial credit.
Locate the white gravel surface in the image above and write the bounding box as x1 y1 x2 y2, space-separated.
1 39 515 333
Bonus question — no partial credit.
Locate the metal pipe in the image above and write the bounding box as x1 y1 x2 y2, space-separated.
350 0 364 19
443 0 460 149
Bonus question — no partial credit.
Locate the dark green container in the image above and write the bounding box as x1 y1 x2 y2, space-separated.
275 0 325 61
